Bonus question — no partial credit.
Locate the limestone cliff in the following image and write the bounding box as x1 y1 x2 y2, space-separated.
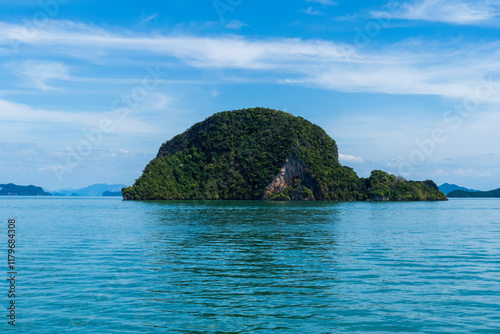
263 154 319 200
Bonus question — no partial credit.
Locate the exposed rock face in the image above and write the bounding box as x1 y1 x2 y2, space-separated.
264 155 301 194
263 154 320 200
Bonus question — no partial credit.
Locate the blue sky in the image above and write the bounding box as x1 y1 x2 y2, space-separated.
1 0 500 191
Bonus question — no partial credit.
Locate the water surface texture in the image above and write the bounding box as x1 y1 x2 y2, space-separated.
1 198 499 333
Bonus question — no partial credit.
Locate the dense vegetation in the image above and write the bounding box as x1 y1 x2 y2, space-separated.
122 108 447 201
0 183 51 196
362 170 446 201
448 188 500 198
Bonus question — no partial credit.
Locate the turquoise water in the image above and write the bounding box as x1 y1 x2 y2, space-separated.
1 197 499 333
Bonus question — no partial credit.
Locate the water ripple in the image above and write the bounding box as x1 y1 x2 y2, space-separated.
0 198 499 333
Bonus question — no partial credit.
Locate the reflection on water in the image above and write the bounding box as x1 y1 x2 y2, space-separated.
142 202 344 332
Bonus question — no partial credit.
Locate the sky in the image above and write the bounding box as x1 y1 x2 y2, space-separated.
1 0 500 191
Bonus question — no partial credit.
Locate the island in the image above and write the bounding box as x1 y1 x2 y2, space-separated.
122 108 447 201
51 183 127 196
448 188 500 198
0 183 51 196
102 191 122 196
438 183 479 195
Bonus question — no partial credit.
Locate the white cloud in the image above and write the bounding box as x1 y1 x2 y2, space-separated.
0 98 158 136
135 92 171 112
432 169 449 176
452 168 499 177
0 20 500 101
301 7 323 15
0 20 357 69
6 60 70 90
141 13 158 24
307 0 336 5
384 0 500 25
225 20 248 30
339 154 365 164
0 98 91 125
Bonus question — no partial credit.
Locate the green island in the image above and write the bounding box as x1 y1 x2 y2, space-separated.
447 188 500 198
122 108 447 201
0 183 51 196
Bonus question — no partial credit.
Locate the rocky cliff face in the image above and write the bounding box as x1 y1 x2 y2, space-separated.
263 154 320 200
264 155 301 194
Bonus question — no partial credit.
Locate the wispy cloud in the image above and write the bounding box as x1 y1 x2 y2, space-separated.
302 0 336 15
225 20 248 30
140 13 158 24
306 0 336 5
380 0 500 25
6 60 70 90
1 20 500 100
135 92 171 112
452 167 499 177
339 154 364 164
0 20 356 69
301 6 323 15
0 98 158 135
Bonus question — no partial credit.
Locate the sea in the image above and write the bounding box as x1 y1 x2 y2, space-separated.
1 197 499 333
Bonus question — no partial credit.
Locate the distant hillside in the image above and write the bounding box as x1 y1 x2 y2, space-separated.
448 188 500 198
0 183 51 196
439 183 479 195
53 183 127 196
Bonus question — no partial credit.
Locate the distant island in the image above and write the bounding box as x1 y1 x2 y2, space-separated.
438 183 479 195
52 183 127 196
102 191 122 196
122 108 447 201
0 183 51 196
448 188 500 198
0 183 127 197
